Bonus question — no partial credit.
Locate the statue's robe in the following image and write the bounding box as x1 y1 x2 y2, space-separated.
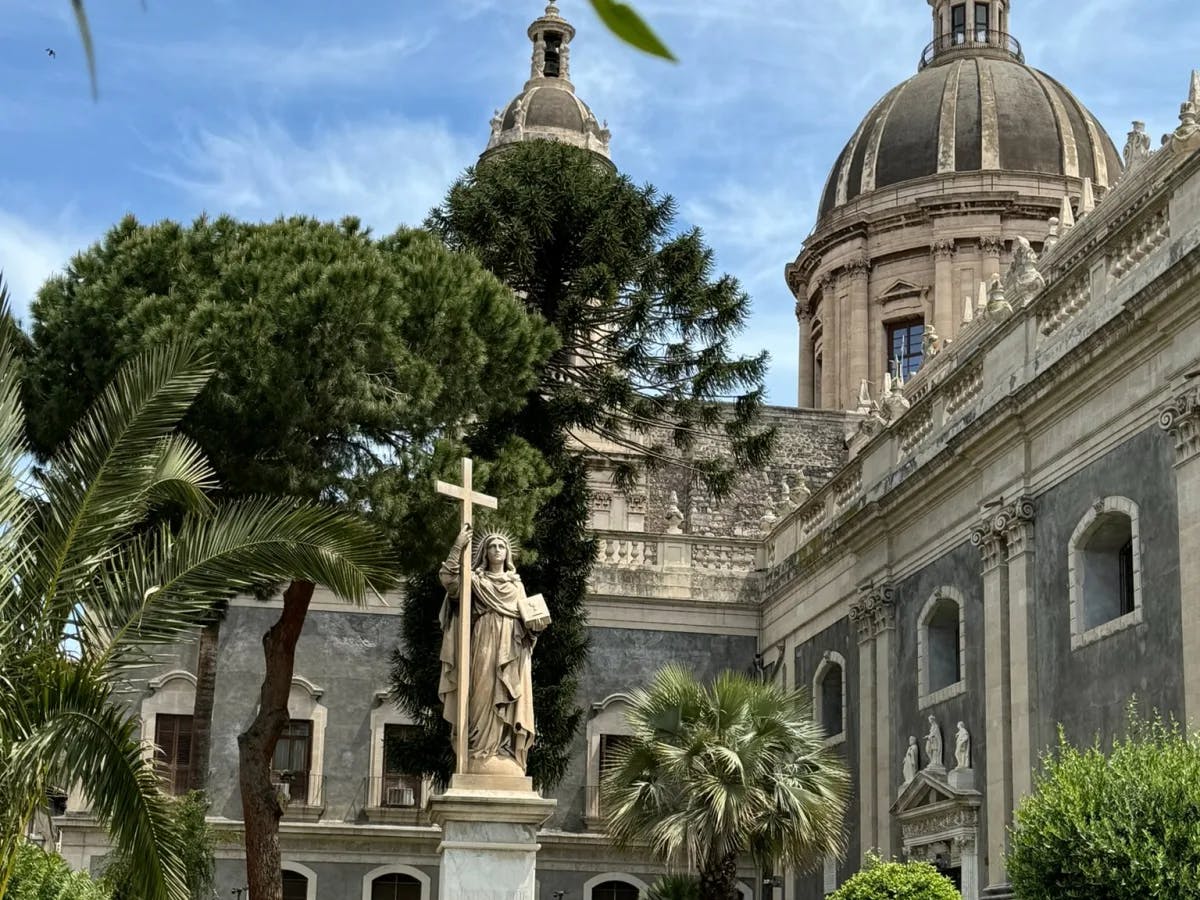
439 555 536 768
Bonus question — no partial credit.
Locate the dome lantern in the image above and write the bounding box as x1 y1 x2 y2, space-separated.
922 0 1020 70
483 3 613 165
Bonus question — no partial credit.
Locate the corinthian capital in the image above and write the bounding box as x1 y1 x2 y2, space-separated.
979 235 1005 256
844 252 872 278
1159 384 1200 466
931 239 956 261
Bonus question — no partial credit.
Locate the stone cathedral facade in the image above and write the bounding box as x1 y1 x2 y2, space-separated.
51 3 1200 900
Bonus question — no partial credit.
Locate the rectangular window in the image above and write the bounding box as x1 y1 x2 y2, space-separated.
951 4 967 43
975 2 990 41
381 723 423 808
272 719 312 804
888 320 925 381
154 714 193 796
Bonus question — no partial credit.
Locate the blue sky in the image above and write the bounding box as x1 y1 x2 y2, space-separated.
1 0 1196 403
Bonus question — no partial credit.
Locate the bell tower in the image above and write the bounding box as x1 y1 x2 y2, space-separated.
923 0 1016 68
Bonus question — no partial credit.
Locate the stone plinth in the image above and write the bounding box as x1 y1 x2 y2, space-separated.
429 775 557 900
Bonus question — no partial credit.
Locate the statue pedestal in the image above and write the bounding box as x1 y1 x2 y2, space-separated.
429 775 557 900
948 766 976 791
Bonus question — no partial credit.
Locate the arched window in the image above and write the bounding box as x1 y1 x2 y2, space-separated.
370 873 423 900
585 695 636 828
1069 497 1143 649
281 865 316 900
918 588 966 708
361 865 430 900
812 651 846 743
591 881 640 900
583 874 648 899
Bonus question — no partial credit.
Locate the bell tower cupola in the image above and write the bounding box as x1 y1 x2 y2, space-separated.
923 0 1019 69
483 3 613 166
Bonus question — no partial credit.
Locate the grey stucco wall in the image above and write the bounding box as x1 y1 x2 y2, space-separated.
793 615 858 900
214 858 438 900
549 626 758 830
891 541 988 872
206 605 401 821
1031 425 1183 752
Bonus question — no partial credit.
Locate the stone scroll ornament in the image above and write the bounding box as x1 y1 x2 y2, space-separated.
436 459 551 778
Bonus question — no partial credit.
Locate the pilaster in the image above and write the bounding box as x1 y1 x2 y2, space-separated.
846 254 872 404
849 593 877 860
850 582 896 859
970 512 1010 890
999 497 1036 807
932 240 957 346
1159 385 1200 724
979 236 1004 287
871 584 896 857
819 274 838 410
797 301 815 407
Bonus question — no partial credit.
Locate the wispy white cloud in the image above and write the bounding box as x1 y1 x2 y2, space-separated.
0 211 87 323
148 115 478 230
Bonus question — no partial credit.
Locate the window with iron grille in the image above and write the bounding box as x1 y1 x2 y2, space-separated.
382 723 422 808
272 719 312 804
154 714 193 796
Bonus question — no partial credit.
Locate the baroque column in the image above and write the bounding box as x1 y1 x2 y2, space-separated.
796 299 815 407
850 583 895 859
979 236 1005 287
846 253 872 403
819 273 838 409
932 240 957 345
971 511 1011 891
1159 385 1200 723
1000 497 1037 808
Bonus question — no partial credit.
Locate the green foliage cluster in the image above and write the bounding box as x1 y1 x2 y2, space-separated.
8 843 110 900
1008 710 1200 900
641 874 700 900
828 854 961 900
603 665 848 898
101 792 214 900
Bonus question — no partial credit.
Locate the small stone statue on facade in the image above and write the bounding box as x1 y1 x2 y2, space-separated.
1124 120 1152 168
512 97 527 132
532 35 546 77
1003 236 1046 307
955 722 971 769
902 735 920 784
922 324 940 361
924 715 944 770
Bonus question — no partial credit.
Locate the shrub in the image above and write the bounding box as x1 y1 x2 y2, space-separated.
1008 711 1200 900
828 854 961 900
9 843 111 900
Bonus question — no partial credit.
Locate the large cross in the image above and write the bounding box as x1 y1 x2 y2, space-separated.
436 457 498 774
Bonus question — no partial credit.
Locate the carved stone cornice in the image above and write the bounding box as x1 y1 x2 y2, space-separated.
1158 384 1200 466
978 235 1005 256
931 239 956 261
850 582 895 643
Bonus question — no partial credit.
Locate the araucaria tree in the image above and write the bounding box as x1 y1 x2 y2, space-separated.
21 215 556 900
0 329 393 900
392 140 774 790
603 665 849 900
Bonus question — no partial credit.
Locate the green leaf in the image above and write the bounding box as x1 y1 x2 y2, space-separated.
588 0 676 61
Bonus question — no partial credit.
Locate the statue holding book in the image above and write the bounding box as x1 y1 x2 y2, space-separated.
438 522 550 776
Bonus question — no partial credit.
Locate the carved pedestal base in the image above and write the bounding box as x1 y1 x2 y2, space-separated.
948 767 976 791
428 777 556 900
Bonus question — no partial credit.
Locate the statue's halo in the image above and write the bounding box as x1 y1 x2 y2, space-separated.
472 529 521 565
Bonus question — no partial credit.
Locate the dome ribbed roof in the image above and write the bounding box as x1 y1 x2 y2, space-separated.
502 84 588 132
818 56 1122 220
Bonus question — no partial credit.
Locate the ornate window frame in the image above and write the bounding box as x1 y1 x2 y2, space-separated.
281 862 318 900
365 690 430 817
812 651 847 747
584 693 636 829
917 587 966 709
139 670 197 765
281 677 327 814
360 864 430 900
1069 496 1144 650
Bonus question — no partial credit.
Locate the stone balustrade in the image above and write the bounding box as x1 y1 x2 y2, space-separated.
589 530 762 604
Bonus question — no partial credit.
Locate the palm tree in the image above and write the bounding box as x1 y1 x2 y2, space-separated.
603 665 850 900
0 312 394 900
642 874 701 900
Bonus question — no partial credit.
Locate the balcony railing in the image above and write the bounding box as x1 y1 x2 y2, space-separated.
271 771 323 813
356 774 429 824
919 29 1023 69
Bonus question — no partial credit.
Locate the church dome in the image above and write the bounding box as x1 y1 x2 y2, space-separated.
483 4 612 163
818 21 1121 220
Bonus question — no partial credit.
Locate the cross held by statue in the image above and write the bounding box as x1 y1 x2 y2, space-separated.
435 457 498 774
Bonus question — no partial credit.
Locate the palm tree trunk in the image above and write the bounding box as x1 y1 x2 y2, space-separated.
188 617 221 792
699 851 741 900
238 579 314 900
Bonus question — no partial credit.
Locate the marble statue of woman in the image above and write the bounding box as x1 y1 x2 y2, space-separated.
438 523 549 776
955 722 971 769
924 715 943 769
902 735 919 784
